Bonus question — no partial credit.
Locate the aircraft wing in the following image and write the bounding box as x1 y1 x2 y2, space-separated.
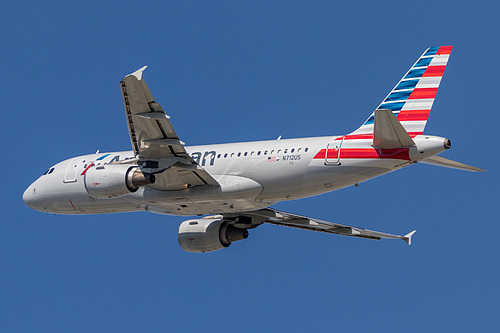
235 208 416 245
120 66 219 190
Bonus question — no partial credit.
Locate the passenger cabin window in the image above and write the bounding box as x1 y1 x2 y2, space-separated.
244 152 248 156
264 150 268 155
217 154 221 159
238 152 241 157
257 151 261 155
284 149 288 153
305 148 309 152
291 148 295 153
224 153 228 158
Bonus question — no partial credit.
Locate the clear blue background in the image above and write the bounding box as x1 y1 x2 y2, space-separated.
1 1 497 332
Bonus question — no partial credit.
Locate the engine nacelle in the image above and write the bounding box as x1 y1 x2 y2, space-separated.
84 164 154 198
178 218 249 253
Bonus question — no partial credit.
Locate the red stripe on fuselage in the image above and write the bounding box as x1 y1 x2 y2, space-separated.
69 199 77 211
314 148 410 161
81 163 95 176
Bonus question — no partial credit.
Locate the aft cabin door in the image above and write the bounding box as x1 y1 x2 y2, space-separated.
325 138 343 165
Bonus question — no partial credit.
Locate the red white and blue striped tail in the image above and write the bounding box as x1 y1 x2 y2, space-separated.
349 46 453 137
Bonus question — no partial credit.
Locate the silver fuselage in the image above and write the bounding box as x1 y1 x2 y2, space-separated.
23 135 448 216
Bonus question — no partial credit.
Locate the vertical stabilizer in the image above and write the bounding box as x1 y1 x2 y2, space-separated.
350 46 453 137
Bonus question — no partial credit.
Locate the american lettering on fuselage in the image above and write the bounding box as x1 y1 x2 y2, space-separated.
23 46 484 253
191 151 216 166
84 149 304 170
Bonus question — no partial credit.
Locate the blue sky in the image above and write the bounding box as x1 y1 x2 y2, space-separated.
1 1 498 332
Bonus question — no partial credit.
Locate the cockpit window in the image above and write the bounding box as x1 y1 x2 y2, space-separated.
42 168 55 176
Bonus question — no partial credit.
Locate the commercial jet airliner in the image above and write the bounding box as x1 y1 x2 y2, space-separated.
23 46 484 252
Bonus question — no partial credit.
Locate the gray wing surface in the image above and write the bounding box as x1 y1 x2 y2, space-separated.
227 208 416 245
120 66 219 190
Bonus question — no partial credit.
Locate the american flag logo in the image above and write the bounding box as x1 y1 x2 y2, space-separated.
267 156 276 162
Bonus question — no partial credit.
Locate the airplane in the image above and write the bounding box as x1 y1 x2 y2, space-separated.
22 45 484 252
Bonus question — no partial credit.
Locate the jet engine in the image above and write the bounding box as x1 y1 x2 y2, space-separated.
84 164 154 198
178 218 249 253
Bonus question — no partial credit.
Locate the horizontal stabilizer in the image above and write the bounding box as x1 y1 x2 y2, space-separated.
421 155 485 172
373 109 415 148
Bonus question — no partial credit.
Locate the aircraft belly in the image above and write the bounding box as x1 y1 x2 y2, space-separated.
257 159 400 201
74 195 143 214
138 175 267 215
146 200 270 216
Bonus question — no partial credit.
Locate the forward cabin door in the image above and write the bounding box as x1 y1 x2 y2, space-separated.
325 138 343 165
64 158 80 183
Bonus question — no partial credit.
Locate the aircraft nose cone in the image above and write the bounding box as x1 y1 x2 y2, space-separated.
23 182 50 212
23 184 37 208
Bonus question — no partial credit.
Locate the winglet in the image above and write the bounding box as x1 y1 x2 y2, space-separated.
403 230 416 245
126 65 148 80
